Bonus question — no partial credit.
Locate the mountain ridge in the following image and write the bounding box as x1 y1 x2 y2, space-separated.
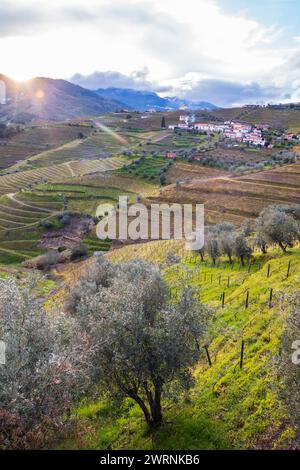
0 74 217 122
95 86 217 111
0 75 124 122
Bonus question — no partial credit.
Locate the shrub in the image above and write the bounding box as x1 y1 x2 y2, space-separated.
70 244 88 261
36 252 61 271
41 220 54 230
61 214 71 226
0 279 91 448
276 292 300 430
159 174 167 186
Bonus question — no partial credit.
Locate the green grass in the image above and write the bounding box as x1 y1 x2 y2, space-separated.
58 242 299 450
83 234 112 254
118 156 171 182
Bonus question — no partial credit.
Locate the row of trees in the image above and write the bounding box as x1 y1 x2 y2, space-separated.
198 205 300 265
0 259 211 448
200 150 298 174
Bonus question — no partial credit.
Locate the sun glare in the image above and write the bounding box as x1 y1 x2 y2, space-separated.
8 72 35 83
35 90 45 99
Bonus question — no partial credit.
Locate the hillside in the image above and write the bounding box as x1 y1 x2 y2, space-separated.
0 110 300 451
0 75 124 122
206 106 300 132
56 240 299 450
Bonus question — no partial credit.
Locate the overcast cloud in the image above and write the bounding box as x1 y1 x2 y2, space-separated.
0 0 300 106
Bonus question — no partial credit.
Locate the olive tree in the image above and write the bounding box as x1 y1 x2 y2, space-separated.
66 257 211 428
219 232 235 264
0 278 92 449
233 232 252 266
276 292 300 431
205 232 220 265
256 206 299 253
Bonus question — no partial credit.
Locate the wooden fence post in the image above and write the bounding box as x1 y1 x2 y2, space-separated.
221 292 225 309
267 264 271 278
227 276 230 288
287 260 291 279
269 288 273 309
204 345 212 367
240 339 245 369
245 289 250 308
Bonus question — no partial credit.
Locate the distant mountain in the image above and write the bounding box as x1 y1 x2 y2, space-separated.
95 87 217 112
95 87 169 111
164 96 218 111
0 75 124 122
0 75 217 122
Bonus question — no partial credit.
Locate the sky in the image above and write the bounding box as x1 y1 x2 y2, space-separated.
0 0 300 106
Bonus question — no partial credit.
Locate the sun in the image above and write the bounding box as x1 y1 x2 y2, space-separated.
8 72 35 83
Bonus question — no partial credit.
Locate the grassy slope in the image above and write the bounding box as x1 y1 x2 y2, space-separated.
59 240 299 450
209 107 300 133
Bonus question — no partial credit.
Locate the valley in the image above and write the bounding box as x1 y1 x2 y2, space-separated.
0 108 299 264
1 105 300 451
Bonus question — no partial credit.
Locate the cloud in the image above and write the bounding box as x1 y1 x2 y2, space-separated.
69 68 154 90
178 79 289 107
1 0 300 105
0 1 98 38
0 2 41 37
70 69 290 107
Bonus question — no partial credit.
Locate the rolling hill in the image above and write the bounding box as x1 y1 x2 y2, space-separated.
0 75 124 122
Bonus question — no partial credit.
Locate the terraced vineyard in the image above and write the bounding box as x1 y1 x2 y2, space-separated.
0 123 93 170
1 113 300 267
0 154 126 264
33 181 136 215
11 128 142 170
0 157 125 195
0 191 63 264
151 161 300 224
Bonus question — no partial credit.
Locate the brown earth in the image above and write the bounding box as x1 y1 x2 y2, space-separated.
39 214 94 250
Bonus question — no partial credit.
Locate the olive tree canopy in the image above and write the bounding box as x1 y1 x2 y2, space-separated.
256 206 299 253
67 257 211 428
0 278 92 449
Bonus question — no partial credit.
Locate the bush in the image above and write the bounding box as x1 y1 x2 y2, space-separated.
159 174 167 186
61 214 71 226
276 292 300 430
0 279 91 448
36 252 61 271
70 244 88 261
41 220 54 230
